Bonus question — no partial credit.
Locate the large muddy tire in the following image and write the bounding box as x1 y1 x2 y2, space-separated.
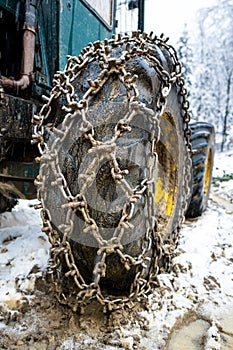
185 121 215 218
34 33 191 309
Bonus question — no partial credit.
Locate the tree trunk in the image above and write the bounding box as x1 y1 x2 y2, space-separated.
221 71 232 152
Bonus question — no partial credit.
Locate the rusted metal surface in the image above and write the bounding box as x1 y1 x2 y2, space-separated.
0 90 40 200
0 159 39 197
0 92 40 201
1 27 35 90
0 94 39 143
1 0 40 91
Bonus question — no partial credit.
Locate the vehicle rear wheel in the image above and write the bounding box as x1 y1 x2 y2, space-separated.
185 121 215 218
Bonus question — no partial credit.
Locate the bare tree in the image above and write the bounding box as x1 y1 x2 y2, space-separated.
190 0 233 150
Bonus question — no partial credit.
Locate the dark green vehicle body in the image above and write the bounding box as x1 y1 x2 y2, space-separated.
0 0 117 208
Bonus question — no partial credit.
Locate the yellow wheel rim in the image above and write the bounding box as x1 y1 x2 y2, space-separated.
154 112 179 225
204 148 212 196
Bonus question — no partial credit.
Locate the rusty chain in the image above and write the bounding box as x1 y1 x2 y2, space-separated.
32 31 192 313
0 77 5 105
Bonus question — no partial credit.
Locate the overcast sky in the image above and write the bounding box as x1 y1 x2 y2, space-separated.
144 0 217 45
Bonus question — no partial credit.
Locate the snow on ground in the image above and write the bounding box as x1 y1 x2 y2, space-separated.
0 149 232 349
0 200 49 310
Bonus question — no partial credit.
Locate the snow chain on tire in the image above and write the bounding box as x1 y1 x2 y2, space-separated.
32 31 192 313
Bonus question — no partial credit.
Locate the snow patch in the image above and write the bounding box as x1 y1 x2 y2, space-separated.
0 150 232 348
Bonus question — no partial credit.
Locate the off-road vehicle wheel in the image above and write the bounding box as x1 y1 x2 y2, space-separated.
35 33 192 308
186 121 215 218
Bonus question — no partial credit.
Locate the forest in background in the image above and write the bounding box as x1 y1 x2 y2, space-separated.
176 0 233 152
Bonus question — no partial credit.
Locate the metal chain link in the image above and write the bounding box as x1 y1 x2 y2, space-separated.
32 31 192 312
0 77 5 106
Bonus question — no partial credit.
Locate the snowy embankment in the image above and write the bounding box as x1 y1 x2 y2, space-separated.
0 149 232 349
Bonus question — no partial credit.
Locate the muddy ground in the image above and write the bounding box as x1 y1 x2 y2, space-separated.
0 150 233 350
